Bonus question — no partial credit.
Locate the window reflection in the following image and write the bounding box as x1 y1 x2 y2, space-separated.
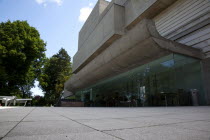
76 54 205 107
161 59 174 67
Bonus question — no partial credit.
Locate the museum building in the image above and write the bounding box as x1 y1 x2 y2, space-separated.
64 0 210 106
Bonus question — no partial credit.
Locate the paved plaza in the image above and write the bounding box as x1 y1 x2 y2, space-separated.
0 107 210 140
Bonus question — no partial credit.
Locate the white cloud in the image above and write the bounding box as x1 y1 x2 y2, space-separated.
36 0 45 4
79 2 96 23
35 0 63 6
53 0 63 6
79 6 93 22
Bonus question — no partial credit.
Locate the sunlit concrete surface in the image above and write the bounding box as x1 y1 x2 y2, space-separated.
0 107 16 110
0 107 210 140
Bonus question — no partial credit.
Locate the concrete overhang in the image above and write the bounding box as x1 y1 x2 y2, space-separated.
65 19 204 93
72 0 180 74
124 0 178 29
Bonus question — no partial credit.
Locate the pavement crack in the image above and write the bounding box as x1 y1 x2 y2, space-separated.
46 109 125 140
102 119 209 132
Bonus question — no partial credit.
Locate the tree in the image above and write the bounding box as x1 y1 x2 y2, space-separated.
0 20 46 97
39 48 72 104
31 95 46 106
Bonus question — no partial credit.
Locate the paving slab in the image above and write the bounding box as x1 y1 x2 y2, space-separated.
0 107 33 122
6 120 94 137
159 113 210 121
0 107 210 140
2 131 120 140
105 124 210 140
0 116 25 122
0 122 18 138
22 115 69 122
168 120 210 132
77 117 187 131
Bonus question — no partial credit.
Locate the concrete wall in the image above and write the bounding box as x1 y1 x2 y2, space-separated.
73 0 179 73
78 0 109 50
114 0 127 6
154 0 210 57
124 0 177 29
73 2 125 73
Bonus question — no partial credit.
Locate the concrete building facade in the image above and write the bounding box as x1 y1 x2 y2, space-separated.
65 0 210 106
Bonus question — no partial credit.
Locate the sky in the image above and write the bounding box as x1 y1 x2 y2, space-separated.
0 0 106 96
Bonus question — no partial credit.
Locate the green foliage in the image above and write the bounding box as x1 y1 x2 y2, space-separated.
0 20 46 97
38 48 72 104
66 95 76 100
31 95 46 106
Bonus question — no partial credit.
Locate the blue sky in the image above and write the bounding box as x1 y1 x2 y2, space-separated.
0 0 103 96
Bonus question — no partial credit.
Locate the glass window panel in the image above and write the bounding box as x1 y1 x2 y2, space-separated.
76 53 205 106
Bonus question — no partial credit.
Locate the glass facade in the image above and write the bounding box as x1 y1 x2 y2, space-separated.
75 54 205 107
